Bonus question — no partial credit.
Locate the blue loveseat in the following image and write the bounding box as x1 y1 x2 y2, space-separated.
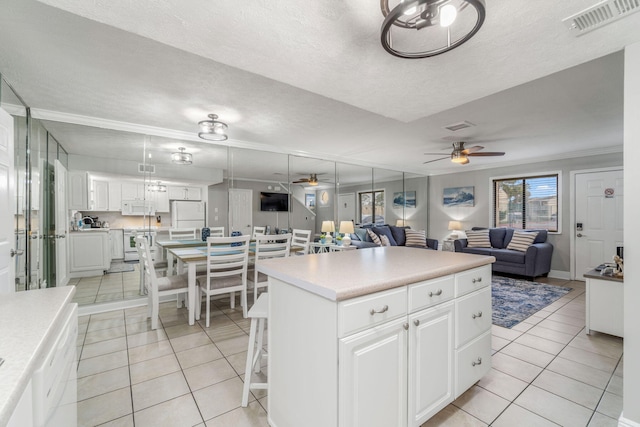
454 228 553 279
350 225 438 250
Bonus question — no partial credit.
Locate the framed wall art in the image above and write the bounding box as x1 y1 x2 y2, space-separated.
443 186 474 207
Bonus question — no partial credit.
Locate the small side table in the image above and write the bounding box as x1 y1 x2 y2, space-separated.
309 242 333 254
442 239 456 252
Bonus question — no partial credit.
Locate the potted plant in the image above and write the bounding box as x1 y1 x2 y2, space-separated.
336 235 343 246
320 233 327 244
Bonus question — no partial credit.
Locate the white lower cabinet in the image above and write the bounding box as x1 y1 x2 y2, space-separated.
69 232 110 277
269 264 492 427
339 317 408 427
408 301 455 426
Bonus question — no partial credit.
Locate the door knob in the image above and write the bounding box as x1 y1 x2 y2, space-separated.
577 233 583 237
10 249 24 257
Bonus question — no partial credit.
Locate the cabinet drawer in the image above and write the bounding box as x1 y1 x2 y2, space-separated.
455 266 491 297
408 275 454 313
338 287 407 338
455 287 492 347
454 331 491 398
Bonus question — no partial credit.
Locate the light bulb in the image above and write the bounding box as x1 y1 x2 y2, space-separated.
440 4 457 27
400 0 416 16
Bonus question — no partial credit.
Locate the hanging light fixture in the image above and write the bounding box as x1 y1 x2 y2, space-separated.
171 147 193 165
148 181 167 192
380 0 486 59
198 113 228 141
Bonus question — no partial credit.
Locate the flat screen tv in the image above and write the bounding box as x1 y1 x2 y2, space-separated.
260 192 289 212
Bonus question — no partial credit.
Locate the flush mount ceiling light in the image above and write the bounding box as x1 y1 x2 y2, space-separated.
171 147 193 165
380 0 486 58
198 113 228 141
148 181 167 192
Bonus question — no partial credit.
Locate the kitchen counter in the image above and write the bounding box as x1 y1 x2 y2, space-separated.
71 228 110 232
0 287 76 425
258 246 495 301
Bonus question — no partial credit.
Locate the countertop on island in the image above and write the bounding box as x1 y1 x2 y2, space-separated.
0 287 76 425
583 268 623 283
257 246 495 301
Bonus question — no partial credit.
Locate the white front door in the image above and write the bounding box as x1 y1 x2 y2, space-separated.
229 189 252 236
338 193 356 223
574 169 623 278
55 160 69 287
0 108 15 293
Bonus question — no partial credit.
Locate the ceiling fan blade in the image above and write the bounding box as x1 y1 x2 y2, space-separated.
461 145 484 154
467 152 505 157
423 156 450 164
423 152 447 156
292 179 310 183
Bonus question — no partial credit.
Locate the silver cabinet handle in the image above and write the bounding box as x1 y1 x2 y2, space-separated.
413 319 420 326
428 289 443 297
472 357 482 366
369 305 389 315
472 311 483 319
472 277 483 283
403 323 409 330
10 249 24 257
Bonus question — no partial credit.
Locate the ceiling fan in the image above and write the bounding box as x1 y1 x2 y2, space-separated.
423 141 505 165
292 173 320 186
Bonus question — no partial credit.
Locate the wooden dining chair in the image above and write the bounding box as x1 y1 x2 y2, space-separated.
169 228 197 240
291 229 311 255
252 226 266 239
209 226 225 237
248 233 291 305
195 234 251 327
136 236 189 330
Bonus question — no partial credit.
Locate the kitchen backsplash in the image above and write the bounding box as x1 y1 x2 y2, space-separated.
76 211 169 229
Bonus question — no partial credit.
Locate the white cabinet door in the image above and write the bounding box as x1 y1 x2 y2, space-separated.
339 316 407 427
168 186 202 200
408 301 455 427
68 171 88 210
108 181 122 211
121 183 144 200
155 191 170 212
69 233 110 272
110 229 124 260
90 180 109 211
186 187 202 200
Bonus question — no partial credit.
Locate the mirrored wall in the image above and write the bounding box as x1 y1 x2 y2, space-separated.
2 76 429 307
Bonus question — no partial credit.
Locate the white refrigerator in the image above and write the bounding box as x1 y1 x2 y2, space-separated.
171 201 206 229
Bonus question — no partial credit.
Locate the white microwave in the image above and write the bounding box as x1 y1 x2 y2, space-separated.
121 200 155 216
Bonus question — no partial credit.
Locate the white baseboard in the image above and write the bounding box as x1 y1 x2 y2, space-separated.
78 297 148 316
548 269 571 280
619 413 640 427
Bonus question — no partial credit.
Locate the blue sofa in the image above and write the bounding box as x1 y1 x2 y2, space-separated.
454 228 553 279
350 225 438 250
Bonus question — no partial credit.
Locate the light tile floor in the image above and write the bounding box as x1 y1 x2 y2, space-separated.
76 277 623 426
70 262 142 306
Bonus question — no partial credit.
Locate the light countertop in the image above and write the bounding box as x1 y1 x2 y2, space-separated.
257 246 495 301
584 268 623 283
0 287 76 425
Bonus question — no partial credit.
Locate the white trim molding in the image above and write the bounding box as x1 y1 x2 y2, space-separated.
619 413 640 427
548 269 571 280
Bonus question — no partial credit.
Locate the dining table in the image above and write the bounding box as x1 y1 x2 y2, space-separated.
167 243 303 325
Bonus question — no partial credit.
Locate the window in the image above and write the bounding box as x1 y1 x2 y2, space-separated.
493 174 558 232
359 190 385 225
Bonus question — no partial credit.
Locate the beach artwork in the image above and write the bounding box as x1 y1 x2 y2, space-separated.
443 187 474 207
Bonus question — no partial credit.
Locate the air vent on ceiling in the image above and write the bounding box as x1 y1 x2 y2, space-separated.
138 163 156 174
443 121 475 132
563 0 640 35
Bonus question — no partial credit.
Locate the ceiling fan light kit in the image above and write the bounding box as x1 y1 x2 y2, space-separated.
198 113 228 141
380 0 486 59
423 141 505 165
293 173 319 186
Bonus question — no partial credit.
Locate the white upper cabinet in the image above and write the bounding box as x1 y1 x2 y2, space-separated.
108 181 122 211
90 180 109 211
121 183 145 200
168 186 202 201
68 171 88 210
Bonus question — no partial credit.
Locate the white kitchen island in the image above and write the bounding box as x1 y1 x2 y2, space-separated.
257 246 495 427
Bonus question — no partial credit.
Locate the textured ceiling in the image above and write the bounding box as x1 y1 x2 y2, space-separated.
0 0 634 175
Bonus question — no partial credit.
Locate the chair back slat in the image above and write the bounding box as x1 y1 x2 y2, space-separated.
206 235 251 281
210 226 225 237
291 229 311 254
254 233 292 262
169 228 197 240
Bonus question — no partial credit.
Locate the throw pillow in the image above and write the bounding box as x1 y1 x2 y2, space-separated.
506 231 539 252
405 229 427 248
372 226 398 246
230 230 243 246
466 230 491 248
367 229 382 246
380 235 391 246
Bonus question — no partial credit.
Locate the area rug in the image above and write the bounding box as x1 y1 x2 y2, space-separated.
492 276 572 328
106 262 135 274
